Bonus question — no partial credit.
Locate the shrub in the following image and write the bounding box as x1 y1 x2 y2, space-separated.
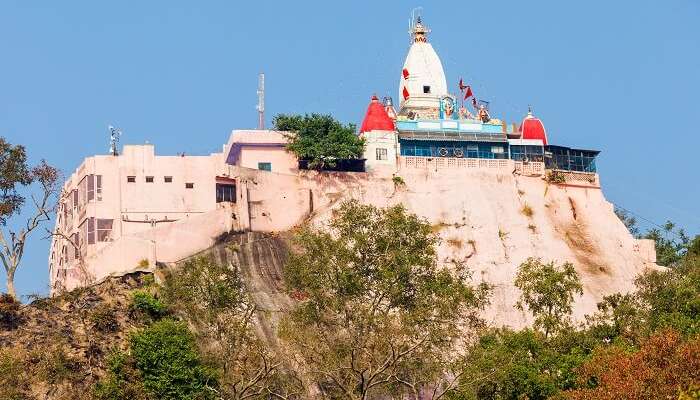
546 170 566 184
90 304 118 332
130 319 217 399
130 291 166 319
94 350 148 400
0 293 22 329
392 175 405 187
528 224 537 233
521 204 534 218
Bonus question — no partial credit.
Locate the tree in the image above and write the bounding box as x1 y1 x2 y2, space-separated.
273 114 364 170
564 329 700 400
515 258 583 338
280 202 490 399
642 221 691 267
0 137 59 299
162 256 300 399
129 319 218 400
614 207 640 238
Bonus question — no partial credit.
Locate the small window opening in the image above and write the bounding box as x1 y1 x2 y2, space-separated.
257 162 272 172
376 148 388 161
185 182 194 189
127 176 136 183
164 176 173 183
145 176 154 183
423 85 431 94
216 183 236 203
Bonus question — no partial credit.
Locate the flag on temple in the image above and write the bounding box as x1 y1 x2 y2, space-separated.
459 78 467 91
464 86 473 100
403 86 410 100
402 68 409 79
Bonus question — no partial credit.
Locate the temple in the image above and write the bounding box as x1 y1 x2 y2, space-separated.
49 13 652 315
361 16 599 179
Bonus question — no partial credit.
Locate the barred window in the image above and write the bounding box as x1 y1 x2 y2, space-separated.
376 148 388 161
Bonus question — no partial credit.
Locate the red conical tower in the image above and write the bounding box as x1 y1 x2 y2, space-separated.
360 95 395 133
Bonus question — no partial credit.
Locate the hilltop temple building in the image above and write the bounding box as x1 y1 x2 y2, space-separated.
48 16 649 296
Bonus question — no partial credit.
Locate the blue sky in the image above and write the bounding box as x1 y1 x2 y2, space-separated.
1 1 698 298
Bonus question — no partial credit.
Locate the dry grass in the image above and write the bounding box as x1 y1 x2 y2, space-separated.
498 229 508 241
521 204 534 218
431 221 451 234
446 238 463 249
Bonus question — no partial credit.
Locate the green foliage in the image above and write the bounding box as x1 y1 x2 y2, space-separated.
454 328 591 400
94 350 148 400
634 252 700 335
392 175 405 187
281 201 490 399
515 258 583 338
273 113 364 169
129 319 217 400
642 221 692 266
0 137 33 224
163 257 299 399
545 170 566 184
130 290 167 319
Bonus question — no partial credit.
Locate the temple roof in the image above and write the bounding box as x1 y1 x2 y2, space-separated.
360 95 395 133
519 109 548 145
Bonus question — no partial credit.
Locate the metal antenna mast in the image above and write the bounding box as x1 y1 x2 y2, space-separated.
256 73 265 130
108 125 122 156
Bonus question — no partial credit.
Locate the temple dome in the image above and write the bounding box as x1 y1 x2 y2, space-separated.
519 109 548 145
360 95 395 133
398 17 448 112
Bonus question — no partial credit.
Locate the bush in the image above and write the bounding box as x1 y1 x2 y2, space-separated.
94 350 147 400
130 291 167 319
129 319 217 399
0 293 22 329
392 175 405 187
90 304 118 332
521 204 534 217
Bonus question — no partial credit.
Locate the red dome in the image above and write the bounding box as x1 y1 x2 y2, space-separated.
519 111 548 145
360 95 395 133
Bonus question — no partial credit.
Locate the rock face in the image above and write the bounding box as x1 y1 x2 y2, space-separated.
166 232 294 348
237 166 657 328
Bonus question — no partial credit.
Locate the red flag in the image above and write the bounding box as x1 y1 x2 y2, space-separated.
402 68 409 79
402 86 410 100
464 86 473 100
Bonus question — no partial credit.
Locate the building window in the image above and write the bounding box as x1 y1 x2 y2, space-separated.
87 217 95 245
423 85 431 94
164 176 173 183
87 174 95 201
258 162 272 171
491 146 504 154
97 219 113 242
376 148 388 161
96 175 102 201
145 176 154 183
127 176 136 183
185 182 194 189
216 183 236 203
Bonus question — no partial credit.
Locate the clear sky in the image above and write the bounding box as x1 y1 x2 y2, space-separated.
1 1 698 298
